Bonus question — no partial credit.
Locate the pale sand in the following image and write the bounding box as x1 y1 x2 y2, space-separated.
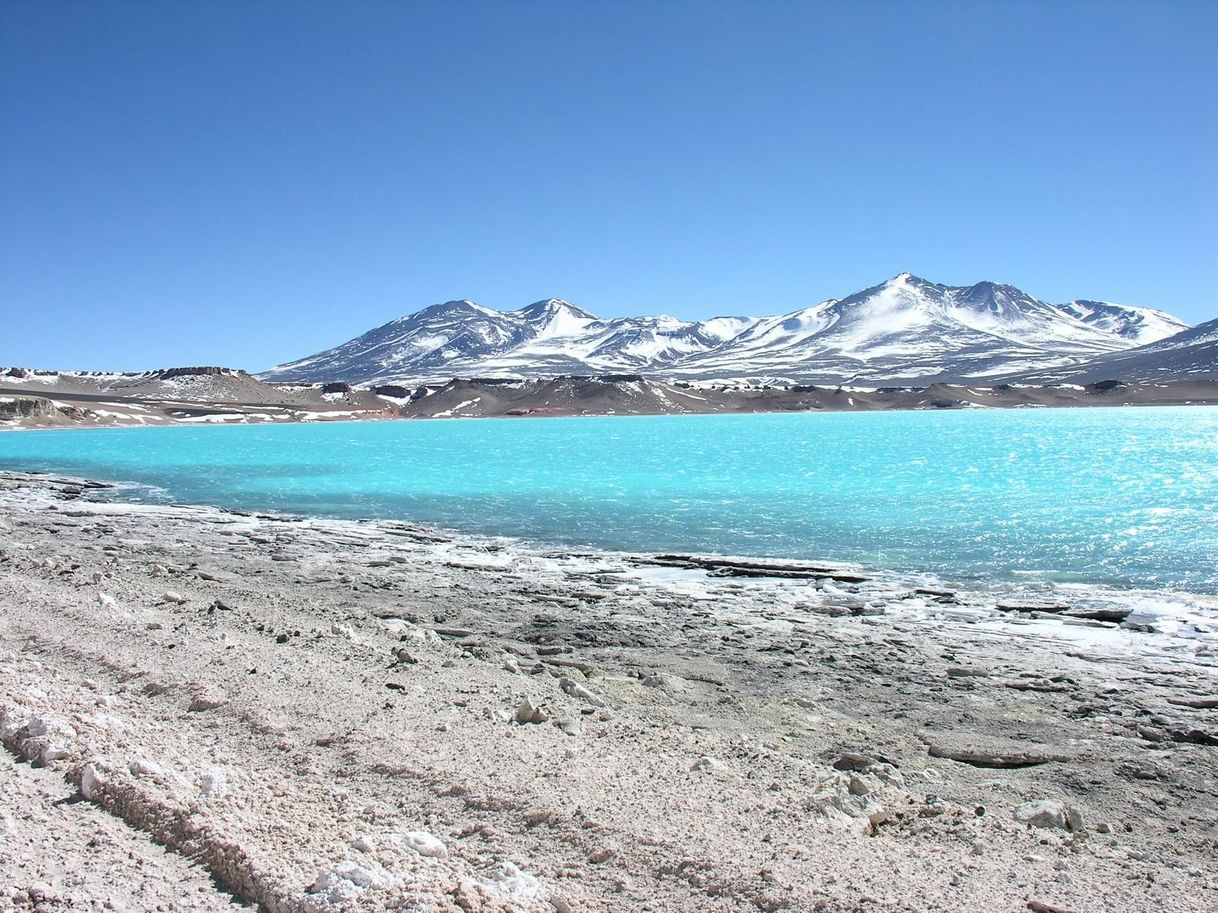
1 472 1216 912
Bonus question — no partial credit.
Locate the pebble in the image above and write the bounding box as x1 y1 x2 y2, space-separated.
484 862 542 903
188 691 229 712
79 763 106 800
832 753 877 772
515 699 549 724
754 889 792 911
39 741 73 763
128 758 164 778
397 830 447 857
559 677 605 707
199 767 228 801
308 863 382 903
26 714 76 740
1015 800 1084 832
392 647 418 665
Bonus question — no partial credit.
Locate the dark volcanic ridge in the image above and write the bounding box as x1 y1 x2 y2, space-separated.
352 375 1218 419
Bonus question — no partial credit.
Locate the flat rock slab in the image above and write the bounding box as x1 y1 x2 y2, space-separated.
923 733 1080 768
996 602 1070 614
1063 606 1132 623
1167 696 1218 709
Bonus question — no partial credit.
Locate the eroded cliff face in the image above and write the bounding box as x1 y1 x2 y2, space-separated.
0 396 96 428
0 396 56 419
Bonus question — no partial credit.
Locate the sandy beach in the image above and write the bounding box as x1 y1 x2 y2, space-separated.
1 471 1216 913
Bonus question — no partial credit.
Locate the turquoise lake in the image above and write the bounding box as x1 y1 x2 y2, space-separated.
2 407 1217 593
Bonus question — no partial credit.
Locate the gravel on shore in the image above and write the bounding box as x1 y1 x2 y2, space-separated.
1 471 1216 912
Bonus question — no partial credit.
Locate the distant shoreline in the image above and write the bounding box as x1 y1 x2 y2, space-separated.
4 371 1218 430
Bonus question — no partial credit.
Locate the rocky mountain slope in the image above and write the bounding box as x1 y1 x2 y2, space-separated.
1013 316 1218 384
260 274 1189 385
390 376 1218 419
0 366 396 428
7 371 1218 430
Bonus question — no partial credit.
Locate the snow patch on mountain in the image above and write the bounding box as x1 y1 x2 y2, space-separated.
1056 300 1188 344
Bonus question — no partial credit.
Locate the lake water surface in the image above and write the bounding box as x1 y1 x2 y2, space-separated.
2 407 1217 593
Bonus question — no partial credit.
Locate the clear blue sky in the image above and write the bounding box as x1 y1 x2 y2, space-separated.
2 0 1216 371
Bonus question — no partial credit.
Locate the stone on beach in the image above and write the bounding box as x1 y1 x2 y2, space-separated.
558 676 605 706
515 698 549 724
128 757 164 779
199 766 228 801
1015 800 1084 832
78 762 107 800
308 862 386 904
925 733 1076 769
396 830 448 857
188 690 229 712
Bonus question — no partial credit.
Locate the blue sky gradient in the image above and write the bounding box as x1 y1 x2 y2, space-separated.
2 0 1216 371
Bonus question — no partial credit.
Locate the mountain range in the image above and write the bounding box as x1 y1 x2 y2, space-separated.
261 274 1199 386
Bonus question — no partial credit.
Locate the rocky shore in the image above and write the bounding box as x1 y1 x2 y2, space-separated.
1 471 1216 912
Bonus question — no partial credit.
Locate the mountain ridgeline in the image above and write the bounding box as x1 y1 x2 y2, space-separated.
261 274 1204 386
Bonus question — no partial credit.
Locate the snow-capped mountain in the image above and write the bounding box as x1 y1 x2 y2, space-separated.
672 274 1188 383
260 275 1190 385
263 299 760 384
1014 316 1218 384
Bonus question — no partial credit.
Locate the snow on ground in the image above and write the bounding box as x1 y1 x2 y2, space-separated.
430 398 481 417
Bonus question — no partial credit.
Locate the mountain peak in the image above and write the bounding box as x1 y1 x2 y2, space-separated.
515 298 597 321
514 298 598 339
887 271 934 287
876 273 947 297
419 299 490 315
